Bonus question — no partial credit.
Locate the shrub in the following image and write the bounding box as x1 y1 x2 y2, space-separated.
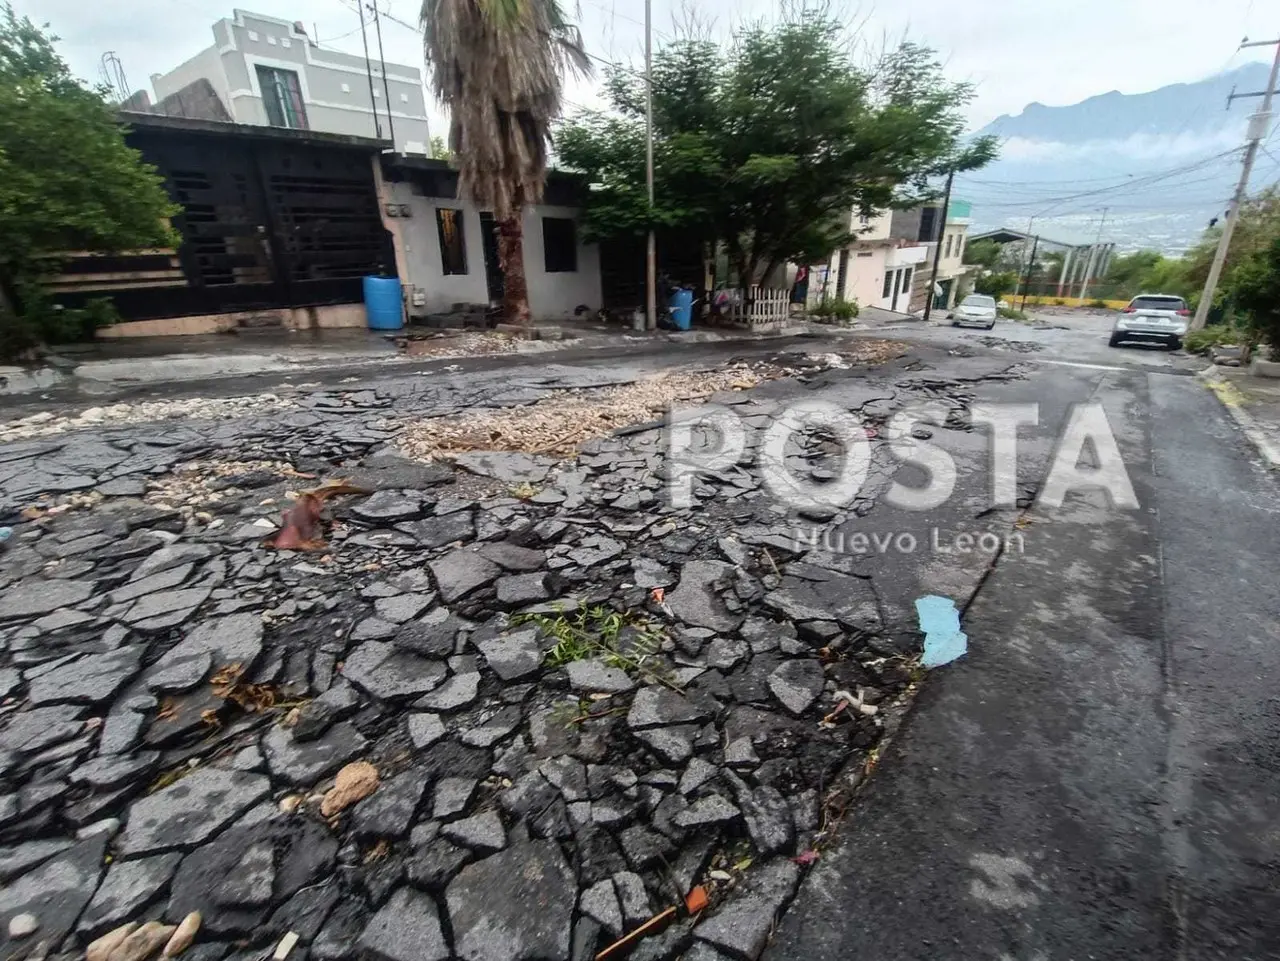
0 291 120 360
812 297 859 323
1183 326 1241 355
1052 299 1065 306
1090 299 1109 309
997 306 1027 321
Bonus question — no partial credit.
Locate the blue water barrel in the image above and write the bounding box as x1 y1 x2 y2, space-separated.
363 276 404 330
668 288 694 330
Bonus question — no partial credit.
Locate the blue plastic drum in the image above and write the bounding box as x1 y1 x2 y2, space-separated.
363 276 404 330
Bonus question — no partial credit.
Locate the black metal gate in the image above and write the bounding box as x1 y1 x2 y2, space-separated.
57 121 393 321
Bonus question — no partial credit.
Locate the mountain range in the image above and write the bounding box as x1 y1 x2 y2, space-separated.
957 61 1277 253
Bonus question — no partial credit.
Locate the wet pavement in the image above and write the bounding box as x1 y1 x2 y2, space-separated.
767 335 1280 958
0 313 1271 961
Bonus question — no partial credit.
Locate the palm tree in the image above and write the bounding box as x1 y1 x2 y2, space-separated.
421 0 591 325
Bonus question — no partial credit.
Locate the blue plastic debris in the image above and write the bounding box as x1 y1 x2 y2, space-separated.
0 527 11 545
916 595 968 668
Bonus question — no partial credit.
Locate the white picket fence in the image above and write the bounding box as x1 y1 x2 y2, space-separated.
721 286 791 331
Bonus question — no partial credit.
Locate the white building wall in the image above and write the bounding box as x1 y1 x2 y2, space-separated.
521 205 603 319
151 9 431 154
388 186 603 320
150 45 230 111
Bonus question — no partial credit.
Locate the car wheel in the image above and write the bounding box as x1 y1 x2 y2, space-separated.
1170 338 1182 351
951 321 960 327
1108 333 1123 347
986 321 995 330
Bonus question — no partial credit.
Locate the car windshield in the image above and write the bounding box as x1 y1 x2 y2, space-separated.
962 296 996 308
1131 296 1186 311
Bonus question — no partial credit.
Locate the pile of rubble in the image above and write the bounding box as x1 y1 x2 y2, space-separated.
0 345 1008 961
0 395 295 445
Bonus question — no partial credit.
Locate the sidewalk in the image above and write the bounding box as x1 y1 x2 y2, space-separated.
1199 366 1280 467
0 319 813 399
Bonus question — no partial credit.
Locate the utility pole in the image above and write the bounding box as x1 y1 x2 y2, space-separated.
1019 235 1040 312
358 4 382 140
644 0 656 330
1191 36 1280 331
922 168 954 323
369 3 396 149
1078 206 1109 303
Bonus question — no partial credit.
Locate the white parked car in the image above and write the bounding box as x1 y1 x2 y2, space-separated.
949 294 997 329
1109 294 1189 349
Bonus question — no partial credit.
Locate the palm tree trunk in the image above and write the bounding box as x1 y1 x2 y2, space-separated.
497 214 531 327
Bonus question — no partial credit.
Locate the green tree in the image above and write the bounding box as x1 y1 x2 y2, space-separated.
1231 235 1280 356
429 134 452 163
0 4 178 353
420 0 590 325
963 238 1002 269
974 271 1018 300
556 11 996 284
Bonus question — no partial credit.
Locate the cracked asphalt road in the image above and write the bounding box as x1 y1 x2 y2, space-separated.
0 310 1272 961
767 320 1280 960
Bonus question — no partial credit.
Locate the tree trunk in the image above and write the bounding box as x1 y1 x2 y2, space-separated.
497 213 531 327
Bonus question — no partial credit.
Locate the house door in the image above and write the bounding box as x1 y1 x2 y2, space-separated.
836 249 850 299
478 212 505 304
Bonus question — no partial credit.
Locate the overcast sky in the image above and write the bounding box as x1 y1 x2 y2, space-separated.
17 0 1276 144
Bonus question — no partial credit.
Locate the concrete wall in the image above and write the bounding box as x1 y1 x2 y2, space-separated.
96 304 367 338
386 182 490 311
152 46 230 114
521 205 603 319
383 183 603 320
151 9 432 154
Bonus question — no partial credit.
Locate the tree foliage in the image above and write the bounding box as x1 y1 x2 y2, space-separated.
962 238 1002 269
1231 235 1280 355
0 7 177 287
555 10 997 284
0 4 178 353
974 271 1018 300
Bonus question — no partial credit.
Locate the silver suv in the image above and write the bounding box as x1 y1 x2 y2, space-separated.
1109 294 1189 349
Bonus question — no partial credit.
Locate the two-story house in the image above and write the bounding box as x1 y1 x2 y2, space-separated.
139 9 432 155
810 200 975 314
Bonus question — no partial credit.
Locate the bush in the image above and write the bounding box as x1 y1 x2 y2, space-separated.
1090 299 1109 309
974 271 1018 300
997 306 1027 321
0 289 120 360
1052 299 1065 306
811 297 859 323
1183 326 1241 355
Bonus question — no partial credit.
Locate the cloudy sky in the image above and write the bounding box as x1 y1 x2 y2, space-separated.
17 0 1276 142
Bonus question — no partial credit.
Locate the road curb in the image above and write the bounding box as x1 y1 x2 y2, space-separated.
1198 366 1280 468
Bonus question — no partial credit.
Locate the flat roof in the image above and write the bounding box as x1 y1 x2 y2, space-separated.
119 112 391 151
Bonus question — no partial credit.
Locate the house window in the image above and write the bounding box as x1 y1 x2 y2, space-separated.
256 65 307 129
882 272 893 299
945 234 953 258
955 238 965 261
901 267 912 291
436 208 468 275
542 217 577 273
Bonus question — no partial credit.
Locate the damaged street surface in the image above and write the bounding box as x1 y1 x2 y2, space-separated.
0 326 1277 961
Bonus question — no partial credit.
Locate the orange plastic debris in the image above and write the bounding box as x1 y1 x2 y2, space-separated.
650 587 665 603
684 886 709 914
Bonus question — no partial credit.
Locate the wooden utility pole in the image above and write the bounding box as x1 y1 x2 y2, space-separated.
922 169 954 323
1190 36 1280 331
644 0 656 330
